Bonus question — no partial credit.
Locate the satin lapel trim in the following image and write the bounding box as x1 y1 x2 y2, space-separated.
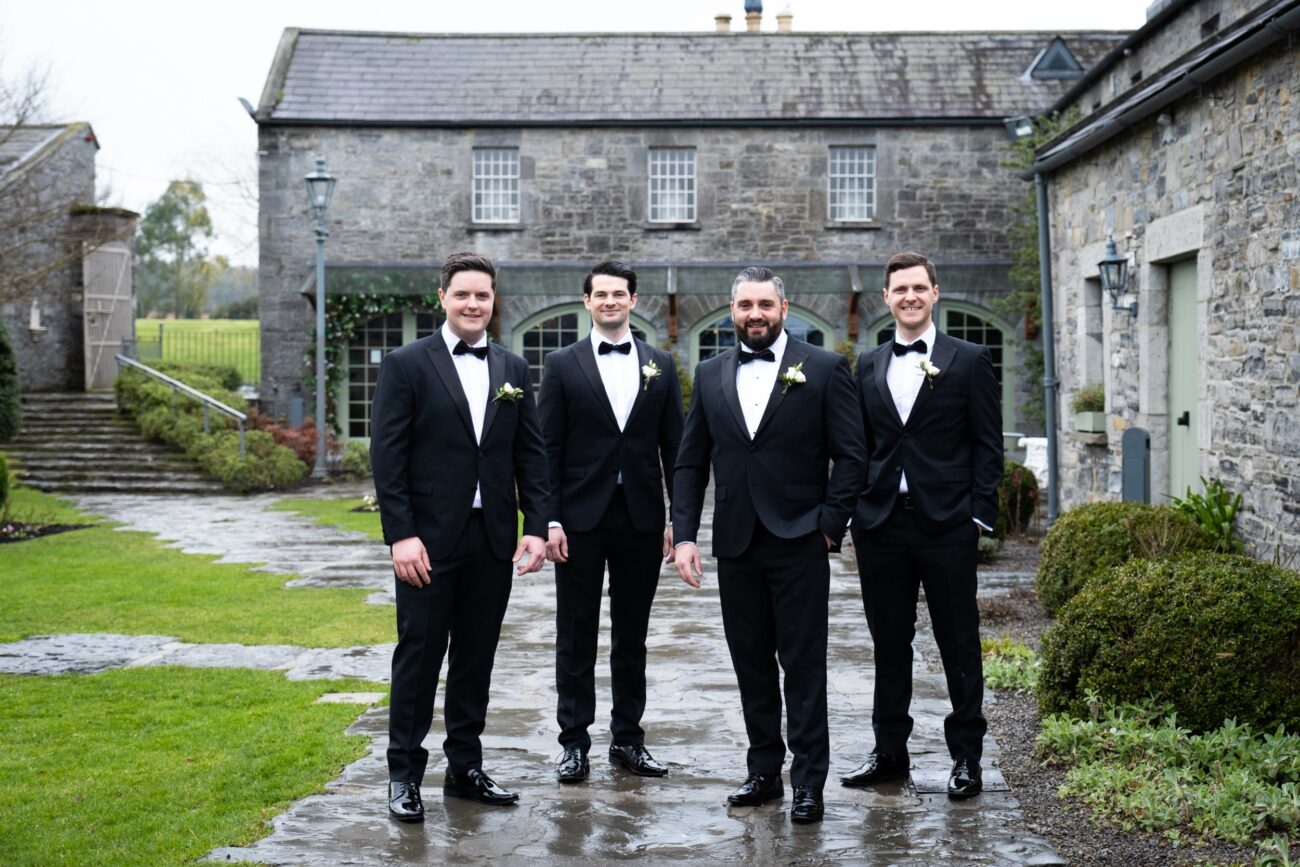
427 332 477 442
753 341 809 440
719 348 749 439
905 332 957 430
480 343 507 443
873 341 905 429
574 338 620 430
625 338 651 430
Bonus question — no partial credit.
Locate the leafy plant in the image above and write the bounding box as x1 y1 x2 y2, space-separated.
1038 553 1300 733
340 440 371 478
0 319 19 442
0 451 9 513
1171 476 1244 554
982 636 1038 691
1070 383 1105 413
995 459 1039 538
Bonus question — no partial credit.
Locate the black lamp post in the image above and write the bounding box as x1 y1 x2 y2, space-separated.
304 157 336 478
1098 235 1136 316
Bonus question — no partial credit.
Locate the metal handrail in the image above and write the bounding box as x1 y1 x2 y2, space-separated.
115 354 247 457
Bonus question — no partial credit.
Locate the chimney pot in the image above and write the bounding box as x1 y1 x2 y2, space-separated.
715 13 732 32
745 11 761 32
776 10 793 32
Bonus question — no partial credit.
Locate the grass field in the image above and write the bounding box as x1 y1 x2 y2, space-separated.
0 487 391 646
134 318 260 385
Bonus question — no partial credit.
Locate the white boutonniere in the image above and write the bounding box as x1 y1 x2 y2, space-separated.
641 360 661 392
493 382 525 402
917 359 941 389
779 361 806 395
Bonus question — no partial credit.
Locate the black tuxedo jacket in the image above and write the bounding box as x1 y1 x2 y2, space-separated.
852 330 1003 534
671 338 866 558
369 330 549 560
538 336 684 535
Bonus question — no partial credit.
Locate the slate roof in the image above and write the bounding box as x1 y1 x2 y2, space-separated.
0 125 80 176
258 29 1128 125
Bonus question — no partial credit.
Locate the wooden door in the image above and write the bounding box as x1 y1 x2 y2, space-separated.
82 241 134 391
1168 259 1199 498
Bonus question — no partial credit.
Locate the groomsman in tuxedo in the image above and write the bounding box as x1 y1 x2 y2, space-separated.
538 261 684 784
370 251 549 821
672 267 866 824
840 251 1003 800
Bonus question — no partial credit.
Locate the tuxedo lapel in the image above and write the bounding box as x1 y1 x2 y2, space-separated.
426 331 477 442
873 342 905 429
574 337 620 430
905 331 957 429
753 339 809 440
480 342 507 442
718 348 749 439
624 338 651 430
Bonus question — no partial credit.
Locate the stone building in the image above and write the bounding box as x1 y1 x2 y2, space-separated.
0 122 137 392
252 15 1124 442
1035 0 1300 558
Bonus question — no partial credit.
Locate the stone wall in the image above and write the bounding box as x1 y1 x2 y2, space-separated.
1046 36 1300 560
259 123 1026 409
0 133 98 392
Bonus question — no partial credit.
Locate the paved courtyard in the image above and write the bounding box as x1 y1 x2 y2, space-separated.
1 487 1062 865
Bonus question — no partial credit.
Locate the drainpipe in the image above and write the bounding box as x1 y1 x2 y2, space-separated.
1035 172 1060 526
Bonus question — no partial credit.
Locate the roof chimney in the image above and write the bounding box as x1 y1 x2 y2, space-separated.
776 5 793 32
715 13 732 32
745 0 762 32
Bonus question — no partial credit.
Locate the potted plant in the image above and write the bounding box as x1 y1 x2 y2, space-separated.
1071 383 1106 433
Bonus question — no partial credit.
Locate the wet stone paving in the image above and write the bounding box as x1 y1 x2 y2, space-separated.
4 487 1061 865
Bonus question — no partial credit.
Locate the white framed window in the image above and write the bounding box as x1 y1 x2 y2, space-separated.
472 148 520 223
828 146 876 222
648 148 696 222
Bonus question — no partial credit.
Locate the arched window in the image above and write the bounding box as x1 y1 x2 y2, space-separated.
339 311 440 441
513 304 654 388
867 301 1016 430
690 306 832 366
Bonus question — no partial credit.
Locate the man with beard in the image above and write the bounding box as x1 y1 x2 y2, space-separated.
539 261 684 784
671 266 865 824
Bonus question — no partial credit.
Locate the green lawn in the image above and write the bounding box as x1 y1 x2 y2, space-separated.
0 667 381 867
134 318 260 385
0 487 391 646
272 496 525 541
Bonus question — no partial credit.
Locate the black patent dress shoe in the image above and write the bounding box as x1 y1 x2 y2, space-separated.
840 751 910 787
388 781 424 822
557 747 590 783
443 768 520 805
726 772 784 806
609 743 668 777
947 758 982 799
790 786 824 824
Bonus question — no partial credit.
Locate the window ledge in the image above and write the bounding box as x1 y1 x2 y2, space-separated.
643 222 700 231
466 223 524 232
824 221 882 230
1071 431 1109 447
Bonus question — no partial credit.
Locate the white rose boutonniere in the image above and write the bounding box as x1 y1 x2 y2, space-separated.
493 382 525 402
917 359 941 389
779 361 806 395
641 360 661 392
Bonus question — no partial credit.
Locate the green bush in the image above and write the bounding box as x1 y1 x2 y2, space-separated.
1070 383 1105 413
1036 501 1216 615
0 319 20 442
192 430 306 493
1038 553 1300 732
994 460 1038 538
0 451 10 511
339 440 371 478
1172 476 1244 554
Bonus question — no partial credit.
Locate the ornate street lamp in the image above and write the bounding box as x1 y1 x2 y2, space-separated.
304 157 336 478
1098 235 1136 316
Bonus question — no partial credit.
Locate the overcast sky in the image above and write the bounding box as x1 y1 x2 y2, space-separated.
2 0 1149 266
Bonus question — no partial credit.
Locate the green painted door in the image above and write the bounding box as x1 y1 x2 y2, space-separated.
1168 260 1199 498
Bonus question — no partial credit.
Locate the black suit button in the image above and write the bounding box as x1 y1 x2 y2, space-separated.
896 467 903 474
477 450 484 458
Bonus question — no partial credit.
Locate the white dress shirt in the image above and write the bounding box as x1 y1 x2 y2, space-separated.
736 330 788 439
591 329 638 433
444 322 489 509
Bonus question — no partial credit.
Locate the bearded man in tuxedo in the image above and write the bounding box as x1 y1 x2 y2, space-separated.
671 266 866 824
370 251 549 821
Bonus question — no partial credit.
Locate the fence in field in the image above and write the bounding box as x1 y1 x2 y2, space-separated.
132 325 261 385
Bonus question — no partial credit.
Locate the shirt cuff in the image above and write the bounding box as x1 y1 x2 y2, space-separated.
673 540 697 549
973 518 992 532
547 521 562 530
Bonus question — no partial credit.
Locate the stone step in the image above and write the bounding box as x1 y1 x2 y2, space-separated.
6 455 197 473
24 477 226 495
21 468 213 484
3 439 176 454
13 428 149 442
19 394 116 406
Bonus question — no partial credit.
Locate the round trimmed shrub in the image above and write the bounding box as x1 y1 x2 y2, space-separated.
1038 553 1300 732
0 451 10 511
994 460 1038 539
0 319 20 442
1036 501 1216 615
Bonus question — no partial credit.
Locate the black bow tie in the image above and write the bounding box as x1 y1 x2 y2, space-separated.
453 340 489 360
738 348 776 364
892 339 927 357
598 341 632 356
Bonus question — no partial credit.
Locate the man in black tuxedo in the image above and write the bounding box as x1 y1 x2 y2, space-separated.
672 267 866 824
370 251 549 821
840 251 1003 800
538 261 684 784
